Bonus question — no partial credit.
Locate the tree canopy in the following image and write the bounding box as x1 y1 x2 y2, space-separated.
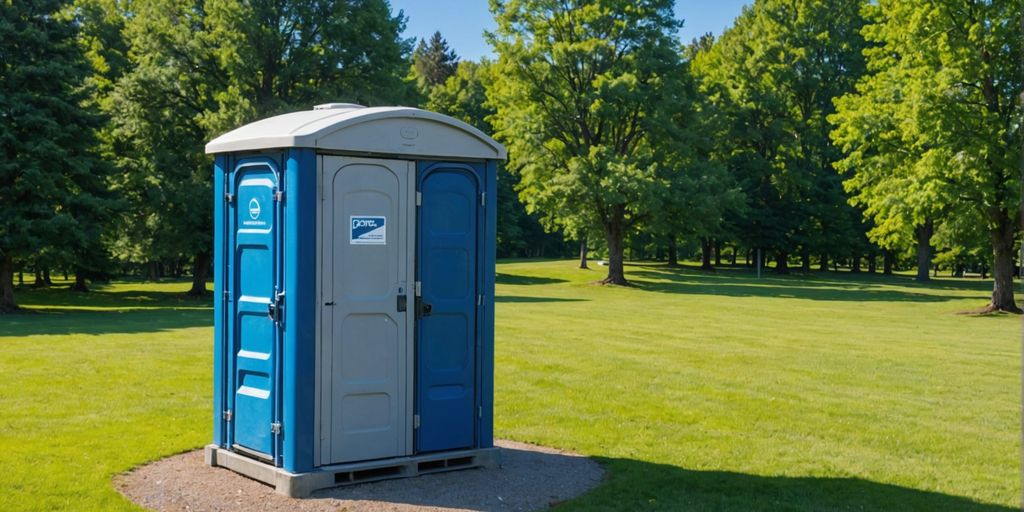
1 0 1020 313
831 0 1022 311
488 0 690 285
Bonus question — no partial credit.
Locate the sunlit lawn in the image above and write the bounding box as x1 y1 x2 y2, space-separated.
0 262 1019 510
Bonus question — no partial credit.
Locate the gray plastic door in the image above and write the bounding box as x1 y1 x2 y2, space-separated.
321 156 415 464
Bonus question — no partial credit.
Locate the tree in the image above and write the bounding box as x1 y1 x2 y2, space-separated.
0 0 107 311
831 0 1022 312
654 34 746 272
105 0 414 295
413 31 459 93
425 59 568 260
488 0 687 285
694 0 869 274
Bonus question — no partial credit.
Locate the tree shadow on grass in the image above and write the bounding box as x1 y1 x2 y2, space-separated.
13 284 211 310
0 308 212 337
2 284 212 337
496 273 569 286
570 457 1015 511
298 446 1013 512
628 262 999 294
496 296 588 303
626 267 984 303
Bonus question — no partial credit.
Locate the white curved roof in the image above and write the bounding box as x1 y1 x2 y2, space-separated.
205 104 507 160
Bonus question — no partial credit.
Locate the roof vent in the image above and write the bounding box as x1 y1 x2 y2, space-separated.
314 103 365 110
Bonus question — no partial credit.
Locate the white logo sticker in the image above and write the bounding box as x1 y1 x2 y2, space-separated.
350 216 386 245
248 198 261 220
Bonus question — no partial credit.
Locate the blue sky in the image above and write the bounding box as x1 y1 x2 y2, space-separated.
391 1 751 61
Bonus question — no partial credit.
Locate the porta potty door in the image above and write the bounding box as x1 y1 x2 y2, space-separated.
416 162 483 453
320 156 415 465
225 157 284 461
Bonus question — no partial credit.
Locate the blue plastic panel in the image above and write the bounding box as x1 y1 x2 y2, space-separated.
480 160 496 448
416 162 483 453
281 148 317 472
213 155 227 447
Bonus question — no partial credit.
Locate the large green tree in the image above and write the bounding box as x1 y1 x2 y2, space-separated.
655 34 745 270
103 0 413 294
426 59 568 259
832 0 1022 312
694 0 869 273
487 0 687 285
0 0 108 311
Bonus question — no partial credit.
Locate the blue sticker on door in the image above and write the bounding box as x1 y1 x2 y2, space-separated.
350 216 386 245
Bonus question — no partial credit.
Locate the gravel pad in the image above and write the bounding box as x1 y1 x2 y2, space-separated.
116 440 605 512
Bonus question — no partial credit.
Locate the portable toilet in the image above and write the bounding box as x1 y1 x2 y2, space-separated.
203 104 504 497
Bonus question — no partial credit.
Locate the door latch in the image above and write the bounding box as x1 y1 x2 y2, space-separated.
415 298 432 319
268 291 285 322
397 294 407 312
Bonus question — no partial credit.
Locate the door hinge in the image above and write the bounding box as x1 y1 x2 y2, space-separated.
413 414 420 429
480 192 486 206
273 190 284 202
222 410 233 422
415 281 422 297
478 406 483 419
477 294 483 306
225 192 235 204
270 422 282 435
416 191 422 206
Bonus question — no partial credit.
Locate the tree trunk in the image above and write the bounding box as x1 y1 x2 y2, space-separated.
667 238 678 267
33 267 45 288
63 269 68 281
598 219 626 286
0 255 16 312
148 260 160 281
868 255 877 274
914 220 933 282
714 239 722 266
818 254 828 271
578 237 589 269
71 268 89 292
43 268 52 286
801 250 811 272
730 247 737 265
745 249 751 267
188 251 212 296
700 237 714 270
985 208 1019 312
17 271 23 286
883 249 894 275
774 251 789 274
851 254 861 273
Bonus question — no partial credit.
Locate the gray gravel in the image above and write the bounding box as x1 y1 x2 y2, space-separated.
115 440 605 512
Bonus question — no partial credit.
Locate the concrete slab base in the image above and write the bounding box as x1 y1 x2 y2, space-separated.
204 445 501 498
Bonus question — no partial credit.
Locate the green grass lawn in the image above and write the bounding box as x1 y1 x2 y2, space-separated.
0 262 1019 510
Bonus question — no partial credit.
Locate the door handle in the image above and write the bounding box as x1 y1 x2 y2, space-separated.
397 295 407 312
415 298 432 319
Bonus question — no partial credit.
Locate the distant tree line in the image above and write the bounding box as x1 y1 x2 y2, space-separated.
0 0 1020 313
